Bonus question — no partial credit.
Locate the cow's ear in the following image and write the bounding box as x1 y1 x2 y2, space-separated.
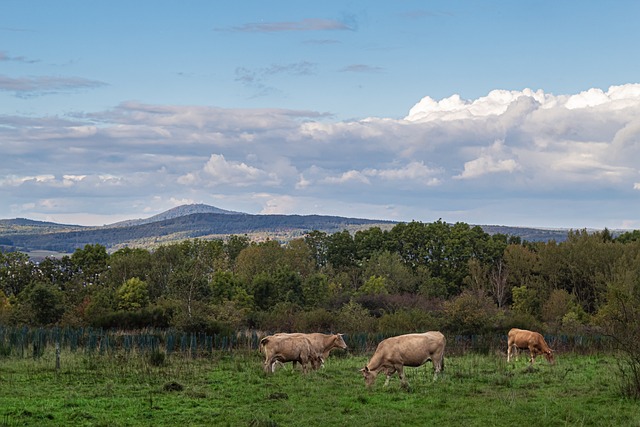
360 367 368 373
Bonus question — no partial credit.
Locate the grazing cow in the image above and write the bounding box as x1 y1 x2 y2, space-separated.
274 333 348 368
360 331 446 388
507 328 555 364
259 334 322 374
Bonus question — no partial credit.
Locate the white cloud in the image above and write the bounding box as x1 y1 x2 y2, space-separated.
321 170 370 185
0 174 56 186
198 154 279 187
363 161 442 185
455 140 519 179
4 84 640 228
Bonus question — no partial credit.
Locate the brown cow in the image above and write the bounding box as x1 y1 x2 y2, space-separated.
274 333 347 367
360 331 446 388
507 328 554 364
259 334 322 373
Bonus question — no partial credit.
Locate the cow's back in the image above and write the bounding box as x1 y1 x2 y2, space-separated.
375 332 445 367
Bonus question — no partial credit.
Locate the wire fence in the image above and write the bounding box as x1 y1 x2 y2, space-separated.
0 326 615 359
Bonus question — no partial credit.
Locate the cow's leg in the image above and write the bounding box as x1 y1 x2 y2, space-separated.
529 347 535 364
433 356 443 380
397 366 408 388
507 343 512 362
383 367 395 387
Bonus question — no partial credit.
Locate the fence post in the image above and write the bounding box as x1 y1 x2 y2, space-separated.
55 341 61 371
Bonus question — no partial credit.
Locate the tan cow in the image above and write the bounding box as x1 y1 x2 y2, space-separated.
507 328 555 364
259 334 323 374
360 331 446 388
274 333 347 368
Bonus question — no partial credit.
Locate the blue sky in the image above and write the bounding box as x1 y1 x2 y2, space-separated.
2 1 640 230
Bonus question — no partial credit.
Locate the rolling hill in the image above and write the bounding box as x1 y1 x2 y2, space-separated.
0 203 577 256
0 205 398 254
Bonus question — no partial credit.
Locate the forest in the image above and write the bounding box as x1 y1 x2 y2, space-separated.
1 219 639 343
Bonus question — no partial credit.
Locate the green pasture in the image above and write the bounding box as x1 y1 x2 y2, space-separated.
1 348 638 427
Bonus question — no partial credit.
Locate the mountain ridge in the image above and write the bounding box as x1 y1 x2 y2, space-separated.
0 203 603 256
108 203 244 227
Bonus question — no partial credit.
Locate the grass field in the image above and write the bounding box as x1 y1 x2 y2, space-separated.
1 349 639 426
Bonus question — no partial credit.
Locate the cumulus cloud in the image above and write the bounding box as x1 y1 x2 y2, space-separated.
181 154 280 187
321 170 370 185
363 161 442 185
3 84 640 228
455 140 519 179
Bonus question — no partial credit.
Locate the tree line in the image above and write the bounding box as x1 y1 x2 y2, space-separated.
1 220 639 341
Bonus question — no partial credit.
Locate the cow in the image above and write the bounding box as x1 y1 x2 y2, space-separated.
273 332 348 368
259 334 323 374
360 331 446 388
507 328 555 364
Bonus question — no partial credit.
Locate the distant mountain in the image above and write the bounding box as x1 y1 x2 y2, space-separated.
480 225 573 243
0 208 398 254
0 218 82 228
1 203 601 257
109 204 244 227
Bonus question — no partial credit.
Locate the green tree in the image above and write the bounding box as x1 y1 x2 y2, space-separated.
106 248 152 290
615 230 640 244
336 300 375 333
225 234 251 267
539 230 622 313
71 244 109 286
167 239 224 318
354 226 387 261
234 240 284 285
301 273 330 308
0 251 35 297
357 275 389 296
596 249 640 398
35 256 75 289
362 250 417 294
326 230 357 270
304 230 329 269
117 277 150 311
84 288 117 325
511 285 540 317
210 270 241 304
283 238 316 279
21 283 65 326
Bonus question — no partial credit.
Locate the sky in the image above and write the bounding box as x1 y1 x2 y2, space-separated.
2 1 640 230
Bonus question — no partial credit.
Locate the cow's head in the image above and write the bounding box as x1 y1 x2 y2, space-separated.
360 366 377 388
544 349 555 364
334 333 348 350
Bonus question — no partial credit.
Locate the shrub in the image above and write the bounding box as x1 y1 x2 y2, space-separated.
443 291 498 335
377 309 441 334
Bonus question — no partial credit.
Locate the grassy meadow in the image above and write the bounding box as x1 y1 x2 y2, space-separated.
1 348 639 427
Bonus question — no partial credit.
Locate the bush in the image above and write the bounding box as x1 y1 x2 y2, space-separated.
377 309 441 334
443 291 498 335
91 307 171 329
